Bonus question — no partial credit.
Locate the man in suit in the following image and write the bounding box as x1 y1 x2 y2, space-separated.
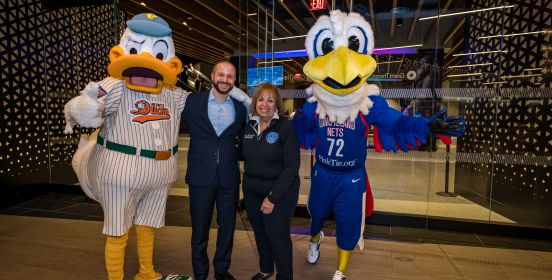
182 61 247 280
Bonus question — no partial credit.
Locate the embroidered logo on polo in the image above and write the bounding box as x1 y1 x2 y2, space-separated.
243 133 256 139
130 100 171 123
266 132 279 144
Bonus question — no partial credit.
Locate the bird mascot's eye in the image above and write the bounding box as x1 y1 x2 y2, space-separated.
348 36 359 52
322 38 334 55
347 26 368 54
152 40 169 61
314 29 334 57
125 39 143 55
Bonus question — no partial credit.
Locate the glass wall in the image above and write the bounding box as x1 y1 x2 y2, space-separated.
11 0 546 229
238 0 551 228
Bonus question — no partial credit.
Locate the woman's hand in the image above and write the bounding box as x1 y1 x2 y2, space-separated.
260 198 275 215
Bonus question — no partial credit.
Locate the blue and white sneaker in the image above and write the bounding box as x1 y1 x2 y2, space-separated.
307 231 324 264
332 270 346 280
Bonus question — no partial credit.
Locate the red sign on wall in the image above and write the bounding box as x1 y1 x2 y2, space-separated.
310 0 327 11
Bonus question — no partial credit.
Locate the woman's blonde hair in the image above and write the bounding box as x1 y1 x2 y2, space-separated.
250 83 284 116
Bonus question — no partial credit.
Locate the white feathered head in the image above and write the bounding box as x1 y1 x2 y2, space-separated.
303 10 379 124
304 10 377 96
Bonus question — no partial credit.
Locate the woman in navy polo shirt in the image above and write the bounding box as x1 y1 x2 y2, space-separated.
241 83 300 280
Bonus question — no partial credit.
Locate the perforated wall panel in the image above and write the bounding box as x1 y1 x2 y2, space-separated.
455 0 552 225
0 0 122 185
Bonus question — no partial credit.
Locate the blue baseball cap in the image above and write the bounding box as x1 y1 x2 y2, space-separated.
126 13 172 37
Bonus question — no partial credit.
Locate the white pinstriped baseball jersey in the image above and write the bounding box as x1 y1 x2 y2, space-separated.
76 77 189 236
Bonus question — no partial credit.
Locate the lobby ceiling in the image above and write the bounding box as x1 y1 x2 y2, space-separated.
118 0 467 74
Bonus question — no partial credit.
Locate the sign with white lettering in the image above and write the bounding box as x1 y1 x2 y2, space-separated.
310 0 327 11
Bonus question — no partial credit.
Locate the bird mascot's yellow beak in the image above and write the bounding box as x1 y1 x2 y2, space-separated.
108 47 182 94
303 45 377 96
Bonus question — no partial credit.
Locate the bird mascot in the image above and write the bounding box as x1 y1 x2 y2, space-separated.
295 10 465 280
64 13 190 280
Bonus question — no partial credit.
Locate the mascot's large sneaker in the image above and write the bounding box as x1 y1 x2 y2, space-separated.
332 270 346 280
307 231 325 264
158 275 192 280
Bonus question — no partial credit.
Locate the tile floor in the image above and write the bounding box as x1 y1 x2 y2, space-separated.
1 213 552 280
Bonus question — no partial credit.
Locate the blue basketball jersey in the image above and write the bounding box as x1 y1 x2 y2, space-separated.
315 113 368 171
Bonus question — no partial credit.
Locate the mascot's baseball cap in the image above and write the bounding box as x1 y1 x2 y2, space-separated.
126 13 172 37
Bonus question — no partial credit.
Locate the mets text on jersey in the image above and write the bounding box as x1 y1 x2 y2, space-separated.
130 100 171 123
319 118 356 137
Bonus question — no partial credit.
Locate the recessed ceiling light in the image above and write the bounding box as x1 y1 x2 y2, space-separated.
272 35 307 41
500 74 542 79
448 63 493 68
482 81 507 85
377 60 403 64
258 59 293 64
523 68 542 72
375 44 423 50
419 5 515 21
478 30 547 39
452 50 507 56
447 73 483 78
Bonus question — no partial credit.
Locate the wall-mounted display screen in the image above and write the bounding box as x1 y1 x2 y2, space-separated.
247 65 284 87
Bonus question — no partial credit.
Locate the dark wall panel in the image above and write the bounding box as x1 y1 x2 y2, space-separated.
455 0 552 226
0 0 121 186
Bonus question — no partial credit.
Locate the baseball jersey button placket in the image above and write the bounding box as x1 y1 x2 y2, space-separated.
154 138 163 146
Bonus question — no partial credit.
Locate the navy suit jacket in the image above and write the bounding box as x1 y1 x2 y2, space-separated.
182 90 247 187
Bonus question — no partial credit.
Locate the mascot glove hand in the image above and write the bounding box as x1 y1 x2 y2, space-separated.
429 110 466 137
64 82 105 134
229 86 251 106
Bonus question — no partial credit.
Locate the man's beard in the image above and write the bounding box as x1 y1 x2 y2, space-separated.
212 81 232 94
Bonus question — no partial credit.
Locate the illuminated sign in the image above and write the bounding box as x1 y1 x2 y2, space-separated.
310 0 327 11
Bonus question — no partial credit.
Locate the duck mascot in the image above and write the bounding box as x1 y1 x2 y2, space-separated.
295 10 465 280
64 13 190 280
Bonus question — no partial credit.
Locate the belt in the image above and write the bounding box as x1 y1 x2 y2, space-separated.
97 135 178 160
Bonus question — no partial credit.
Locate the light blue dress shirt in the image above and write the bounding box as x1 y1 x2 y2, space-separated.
208 90 235 136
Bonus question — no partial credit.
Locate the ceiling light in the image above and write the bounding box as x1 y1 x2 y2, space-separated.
500 74 542 79
447 73 483 78
482 81 507 85
375 44 423 51
478 30 547 39
140 2 146 6
419 5 515 20
258 59 293 64
448 63 493 68
272 35 307 41
182 21 188 26
452 50 507 56
523 68 543 72
454 78 482 82
377 60 403 64
247 13 257 16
